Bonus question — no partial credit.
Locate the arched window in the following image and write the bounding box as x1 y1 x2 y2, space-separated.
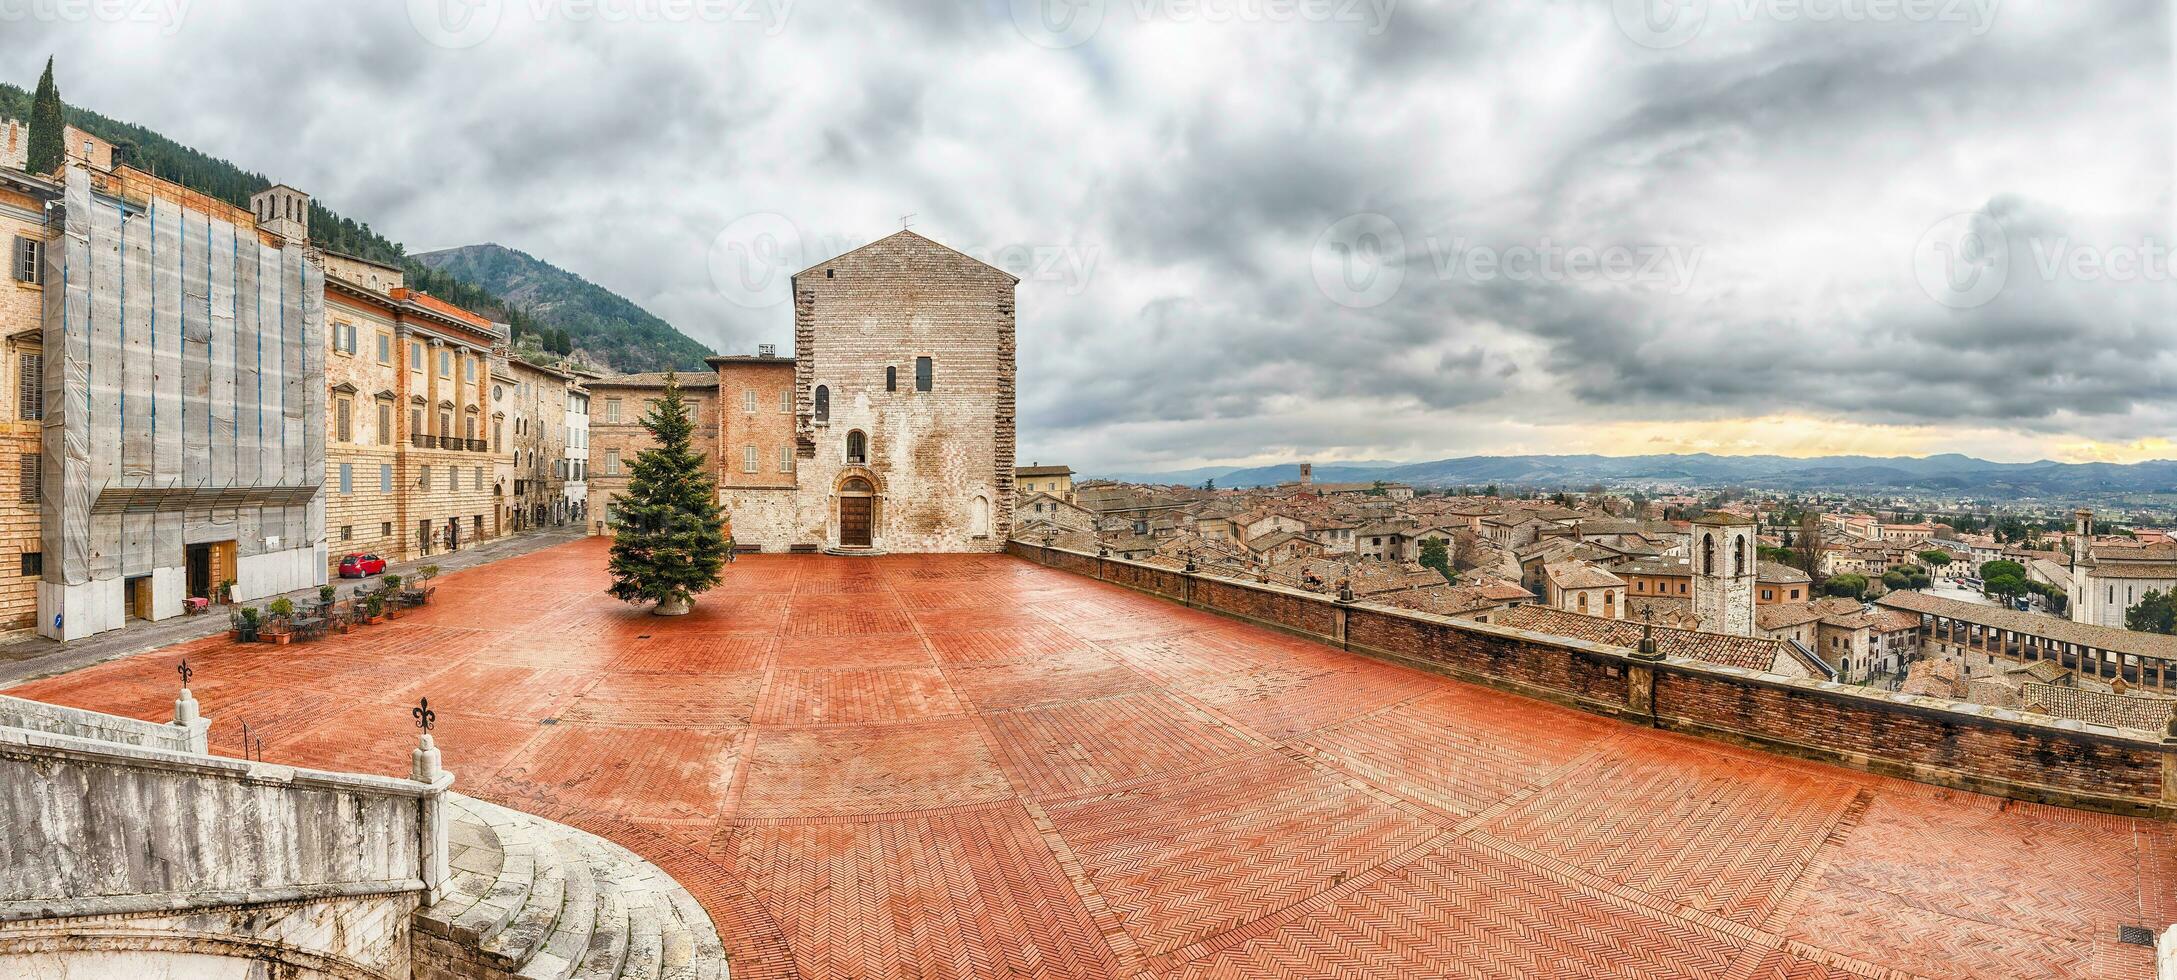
814 385 829 422
841 476 873 495
886 366 897 392
846 429 867 464
1733 535 1746 578
1702 533 1715 576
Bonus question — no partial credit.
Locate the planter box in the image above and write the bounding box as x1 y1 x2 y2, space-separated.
270 633 292 646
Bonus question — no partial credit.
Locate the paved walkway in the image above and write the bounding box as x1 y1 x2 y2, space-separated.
5 539 2168 978
0 525 587 686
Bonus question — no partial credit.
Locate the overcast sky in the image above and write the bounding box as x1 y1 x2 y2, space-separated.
6 0 2172 474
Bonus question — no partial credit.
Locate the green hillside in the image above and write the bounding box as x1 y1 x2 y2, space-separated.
0 74 710 372
414 244 713 374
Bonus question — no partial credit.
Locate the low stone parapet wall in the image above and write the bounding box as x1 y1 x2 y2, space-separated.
1009 540 2176 818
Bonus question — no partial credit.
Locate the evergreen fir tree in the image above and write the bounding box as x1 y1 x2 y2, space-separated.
26 57 64 175
607 371 729 615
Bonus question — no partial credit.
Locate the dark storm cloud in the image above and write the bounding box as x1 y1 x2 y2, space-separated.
3 1 2167 471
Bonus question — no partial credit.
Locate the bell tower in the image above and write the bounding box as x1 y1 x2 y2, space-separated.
249 184 310 242
1690 511 1757 636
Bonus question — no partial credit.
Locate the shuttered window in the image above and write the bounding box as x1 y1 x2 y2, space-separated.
12 236 40 284
335 398 352 441
914 356 932 391
17 454 38 503
339 463 353 494
18 353 41 421
380 464 393 493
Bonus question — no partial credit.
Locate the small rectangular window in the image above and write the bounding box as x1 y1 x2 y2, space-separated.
377 333 392 364
440 351 452 377
335 398 352 441
19 552 41 577
13 236 42 285
743 444 758 473
605 449 620 475
382 522 392 537
410 342 424 371
420 464 431 487
377 402 392 445
447 467 456 491
380 463 392 493
915 356 932 392
18 353 42 421
779 445 793 473
474 466 483 489
605 398 621 422
743 389 757 413
779 389 791 413
339 462 353 494
341 525 353 541
17 454 37 503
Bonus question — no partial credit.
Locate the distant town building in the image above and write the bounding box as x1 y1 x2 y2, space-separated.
1016 463 1074 503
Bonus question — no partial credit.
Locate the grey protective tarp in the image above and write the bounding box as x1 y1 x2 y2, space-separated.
46 167 327 584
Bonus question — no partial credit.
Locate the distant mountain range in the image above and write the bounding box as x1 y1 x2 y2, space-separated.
1101 454 2177 499
413 244 712 374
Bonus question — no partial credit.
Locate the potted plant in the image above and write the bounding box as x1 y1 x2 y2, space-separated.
265 598 295 645
362 593 385 625
217 578 237 605
236 606 262 643
380 575 403 618
318 584 337 606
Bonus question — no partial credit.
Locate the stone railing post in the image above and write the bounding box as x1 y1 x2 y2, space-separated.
171 688 210 755
1627 617 1663 724
411 733 455 903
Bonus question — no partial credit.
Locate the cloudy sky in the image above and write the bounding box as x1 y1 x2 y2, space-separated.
7 0 2171 474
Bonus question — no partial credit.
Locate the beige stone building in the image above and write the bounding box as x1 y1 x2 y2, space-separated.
324 253 510 568
505 358 582 530
1016 464 1073 503
0 168 52 634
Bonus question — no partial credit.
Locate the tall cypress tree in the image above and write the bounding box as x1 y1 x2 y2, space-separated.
26 58 63 176
607 370 729 615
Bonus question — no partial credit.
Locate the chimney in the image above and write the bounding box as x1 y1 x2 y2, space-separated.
758 344 776 357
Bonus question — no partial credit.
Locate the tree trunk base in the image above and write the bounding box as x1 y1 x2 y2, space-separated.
653 595 693 616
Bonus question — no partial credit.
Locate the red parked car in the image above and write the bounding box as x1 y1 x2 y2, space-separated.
338 553 387 578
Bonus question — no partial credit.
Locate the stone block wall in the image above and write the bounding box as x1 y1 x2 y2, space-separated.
787 232 1014 553
1009 540 2176 817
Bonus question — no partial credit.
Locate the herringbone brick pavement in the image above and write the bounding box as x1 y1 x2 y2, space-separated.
8 539 2167 979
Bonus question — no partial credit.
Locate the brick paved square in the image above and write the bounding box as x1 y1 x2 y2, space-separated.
6 540 2162 980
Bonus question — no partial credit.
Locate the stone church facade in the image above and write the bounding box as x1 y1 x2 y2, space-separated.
712 231 1016 554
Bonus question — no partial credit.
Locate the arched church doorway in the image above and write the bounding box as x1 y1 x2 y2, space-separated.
839 477 874 548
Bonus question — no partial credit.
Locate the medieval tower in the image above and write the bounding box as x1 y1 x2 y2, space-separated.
1690 511 1757 636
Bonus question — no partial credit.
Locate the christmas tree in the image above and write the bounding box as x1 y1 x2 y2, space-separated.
606 370 729 615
